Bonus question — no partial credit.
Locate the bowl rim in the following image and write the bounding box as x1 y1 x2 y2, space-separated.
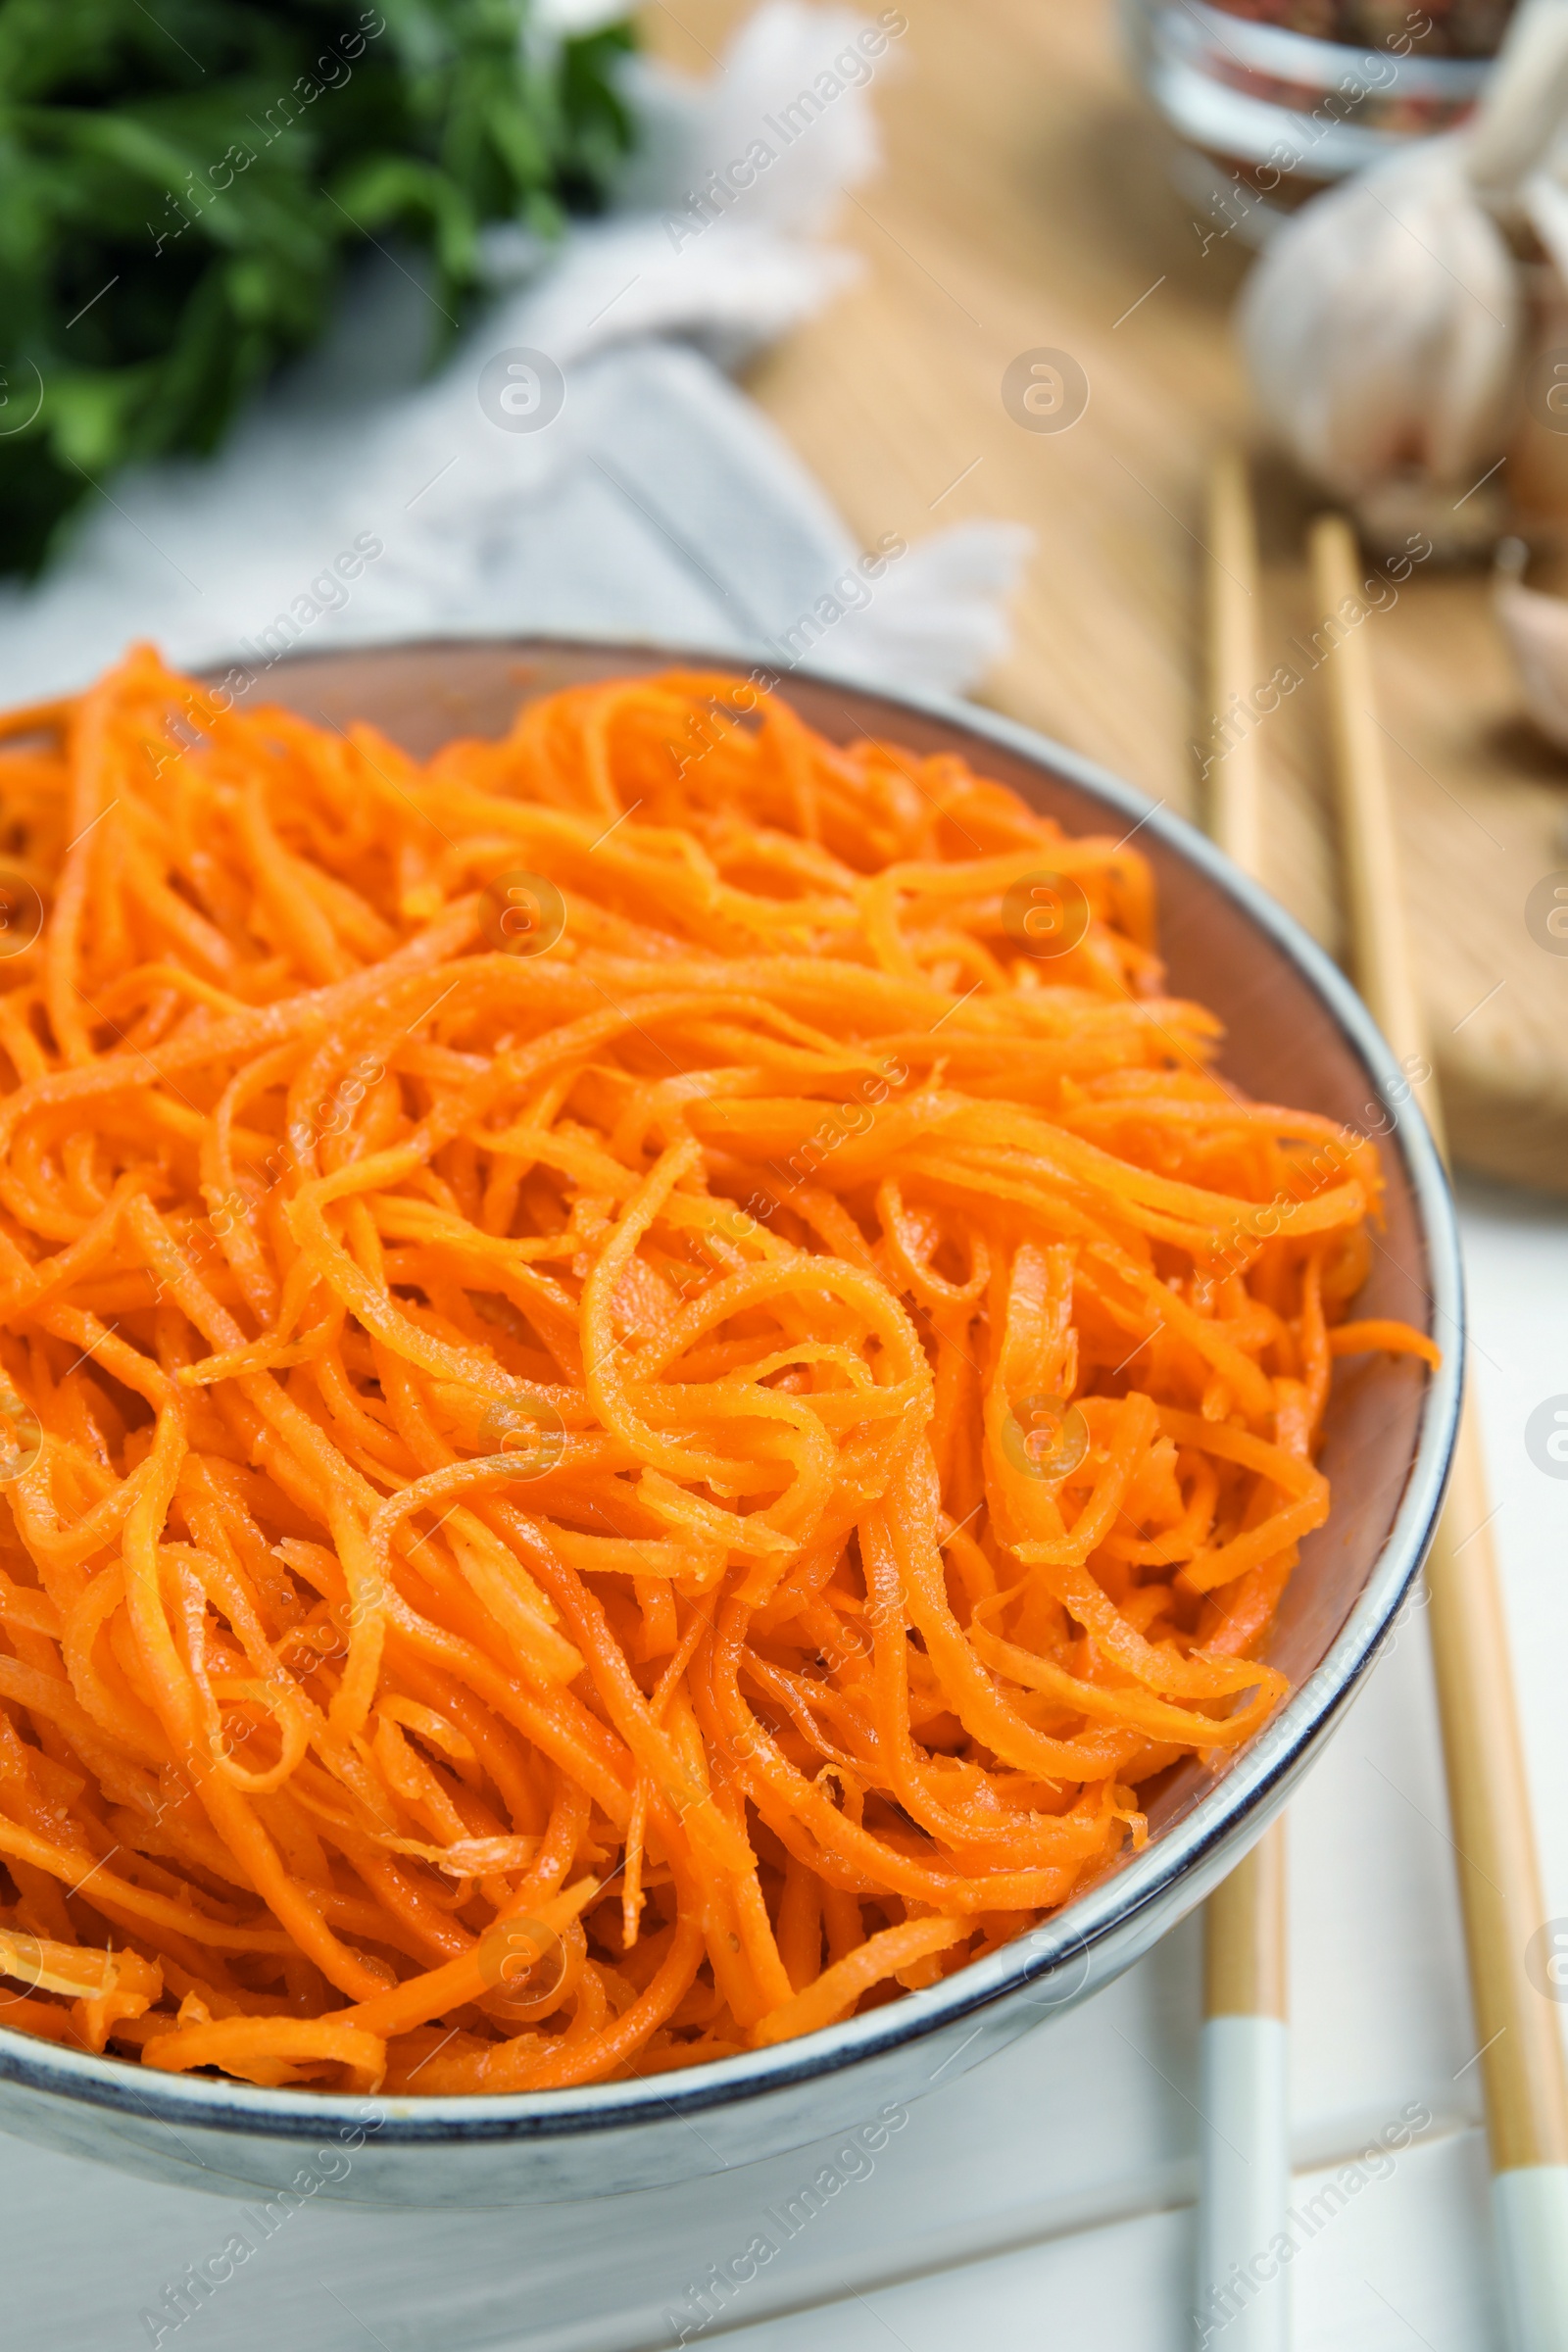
0 632 1464 2148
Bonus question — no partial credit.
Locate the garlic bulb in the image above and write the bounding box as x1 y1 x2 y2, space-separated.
1241 138 1521 502
1239 0 1568 518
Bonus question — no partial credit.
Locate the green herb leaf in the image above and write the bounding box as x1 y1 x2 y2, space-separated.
0 0 638 572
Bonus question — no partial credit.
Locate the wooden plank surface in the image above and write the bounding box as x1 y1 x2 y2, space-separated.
645 0 1568 1191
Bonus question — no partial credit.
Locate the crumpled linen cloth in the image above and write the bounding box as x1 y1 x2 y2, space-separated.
0 2 1028 708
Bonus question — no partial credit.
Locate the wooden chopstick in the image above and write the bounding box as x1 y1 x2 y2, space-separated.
1205 1832 1288 2026
1206 449 1267 882
1195 450 1292 2352
1310 512 1568 2352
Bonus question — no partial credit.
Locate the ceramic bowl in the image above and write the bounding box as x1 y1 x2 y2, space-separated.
0 637 1462 2206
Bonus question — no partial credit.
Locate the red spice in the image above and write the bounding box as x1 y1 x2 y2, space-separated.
1206 0 1514 57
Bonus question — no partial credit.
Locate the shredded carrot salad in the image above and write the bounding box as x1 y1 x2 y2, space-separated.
0 647 1436 2094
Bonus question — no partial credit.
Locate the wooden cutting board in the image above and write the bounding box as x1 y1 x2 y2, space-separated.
645 0 1568 1194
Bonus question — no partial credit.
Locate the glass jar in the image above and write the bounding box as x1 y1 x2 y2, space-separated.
1121 0 1514 241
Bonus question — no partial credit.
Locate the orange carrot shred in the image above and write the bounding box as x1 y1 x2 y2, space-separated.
1326 1320 1442 1369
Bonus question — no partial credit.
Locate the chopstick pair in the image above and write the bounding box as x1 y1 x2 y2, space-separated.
1198 460 1568 2352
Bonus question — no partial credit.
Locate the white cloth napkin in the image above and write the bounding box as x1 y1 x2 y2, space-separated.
0 2 1027 709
